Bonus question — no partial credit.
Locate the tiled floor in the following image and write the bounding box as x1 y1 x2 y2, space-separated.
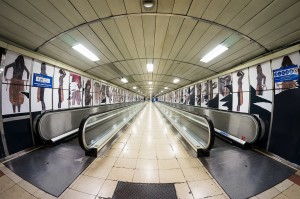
1 102 300 199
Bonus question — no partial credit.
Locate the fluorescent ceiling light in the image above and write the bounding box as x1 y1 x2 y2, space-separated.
121 78 128 83
149 81 152 85
200 44 228 63
173 78 180 83
161 91 163 92
72 44 100 61
133 86 137 89
149 88 153 89
164 87 168 89
147 63 153 72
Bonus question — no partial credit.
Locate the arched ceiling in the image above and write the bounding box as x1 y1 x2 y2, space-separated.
0 0 299 96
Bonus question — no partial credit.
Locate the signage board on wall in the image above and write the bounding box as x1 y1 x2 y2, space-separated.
273 65 298 83
33 73 53 88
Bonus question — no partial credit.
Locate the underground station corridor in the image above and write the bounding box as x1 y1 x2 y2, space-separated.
1 0 300 199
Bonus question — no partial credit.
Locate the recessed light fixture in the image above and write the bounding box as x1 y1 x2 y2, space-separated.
133 86 137 89
149 88 153 89
143 0 154 8
147 63 153 72
121 78 128 83
149 81 152 85
173 78 180 83
200 44 228 63
161 90 163 92
164 87 168 89
72 44 100 61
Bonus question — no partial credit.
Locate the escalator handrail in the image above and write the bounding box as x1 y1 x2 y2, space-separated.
156 103 215 152
78 102 143 152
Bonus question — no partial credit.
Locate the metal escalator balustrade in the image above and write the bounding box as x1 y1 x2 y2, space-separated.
155 102 215 157
163 102 264 145
78 102 146 156
34 102 138 142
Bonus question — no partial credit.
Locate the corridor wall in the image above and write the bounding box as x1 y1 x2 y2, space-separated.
158 45 300 165
0 45 143 159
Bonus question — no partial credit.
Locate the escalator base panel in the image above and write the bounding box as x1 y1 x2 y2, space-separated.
112 182 177 199
4 139 94 197
200 138 296 199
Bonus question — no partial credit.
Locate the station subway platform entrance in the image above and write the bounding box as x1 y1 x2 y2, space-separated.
0 102 299 199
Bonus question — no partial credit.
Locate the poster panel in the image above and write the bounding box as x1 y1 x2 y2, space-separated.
53 89 69 110
53 67 69 89
207 78 219 108
195 83 201 106
1 51 31 115
69 73 83 108
83 77 92 106
31 60 54 112
232 69 249 112
201 82 208 107
271 52 300 94
218 74 232 110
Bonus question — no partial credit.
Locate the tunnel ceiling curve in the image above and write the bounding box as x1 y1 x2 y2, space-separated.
0 0 299 96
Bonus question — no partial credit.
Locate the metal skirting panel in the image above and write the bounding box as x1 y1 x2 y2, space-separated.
112 182 177 199
4 138 94 197
200 138 296 199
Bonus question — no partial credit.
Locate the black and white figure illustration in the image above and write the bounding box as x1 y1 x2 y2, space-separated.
31 61 54 112
100 84 107 104
207 78 218 108
249 61 273 149
173 90 178 103
218 74 232 110
269 52 300 164
195 83 201 106
69 73 83 108
200 82 208 107
53 67 69 109
188 85 195 105
182 88 189 104
2 51 31 115
106 85 112 104
83 77 92 106
93 81 101 106
232 69 249 113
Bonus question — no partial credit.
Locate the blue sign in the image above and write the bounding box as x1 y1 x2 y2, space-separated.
273 65 298 83
33 73 53 88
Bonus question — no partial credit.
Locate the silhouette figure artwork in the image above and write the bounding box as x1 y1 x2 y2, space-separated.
4 55 30 113
58 69 66 108
70 73 82 106
84 80 92 105
256 64 266 95
37 63 47 111
237 71 244 111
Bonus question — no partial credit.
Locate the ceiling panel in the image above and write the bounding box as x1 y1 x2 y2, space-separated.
124 0 141 14
188 0 211 18
154 16 170 59
173 0 193 15
0 0 300 96
202 0 230 21
142 15 155 58
102 19 132 59
0 0 53 40
115 17 139 59
106 0 126 16
3 0 63 35
89 0 112 18
68 0 98 22
161 16 184 59
157 0 175 13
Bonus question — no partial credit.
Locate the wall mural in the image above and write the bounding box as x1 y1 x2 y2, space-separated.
2 51 31 115
269 51 300 164
207 78 218 109
31 60 54 112
218 74 233 111
69 73 83 108
195 83 201 106
200 81 208 107
232 69 249 113
0 48 142 157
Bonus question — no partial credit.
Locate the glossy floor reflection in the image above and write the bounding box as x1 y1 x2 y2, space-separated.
0 102 300 199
